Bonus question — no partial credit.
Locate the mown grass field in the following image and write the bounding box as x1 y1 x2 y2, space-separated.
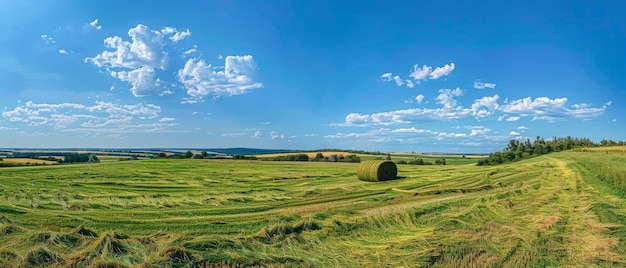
0 151 625 267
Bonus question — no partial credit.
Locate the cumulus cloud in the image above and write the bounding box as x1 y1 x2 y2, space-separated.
415 94 425 104
110 66 156 97
474 81 496 89
270 131 285 140
183 46 198 55
517 126 528 130
509 131 521 136
436 88 463 109
470 95 500 118
85 24 197 96
429 63 455 79
405 79 414 88
381 63 456 88
178 55 263 101
506 116 520 122
393 75 404 86
59 49 68 54
87 24 169 70
500 96 568 117
409 64 432 81
469 126 490 136
170 29 191 42
89 19 102 30
40 34 54 44
2 101 172 134
159 117 175 122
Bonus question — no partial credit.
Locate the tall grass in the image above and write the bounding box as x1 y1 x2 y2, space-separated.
0 154 625 266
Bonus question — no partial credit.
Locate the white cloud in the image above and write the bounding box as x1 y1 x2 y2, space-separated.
40 34 54 44
415 94 424 104
159 117 175 122
270 131 285 140
2 101 172 134
178 55 263 101
382 63 456 88
160 27 176 35
380 72 392 81
89 19 102 30
405 79 414 88
436 88 463 109
87 24 169 70
565 102 611 119
253 131 262 138
474 81 496 89
409 64 432 81
506 116 520 122
110 66 156 96
501 96 568 116
509 131 520 136
336 90 608 127
470 94 499 118
429 63 455 79
469 126 490 136
59 49 68 54
183 46 198 55
613 119 617 122
86 24 200 97
222 132 247 137
517 126 528 130
170 29 191 42
499 97 608 121
393 75 404 86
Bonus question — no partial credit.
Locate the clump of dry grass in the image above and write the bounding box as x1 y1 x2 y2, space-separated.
159 246 196 263
254 220 321 241
24 247 62 267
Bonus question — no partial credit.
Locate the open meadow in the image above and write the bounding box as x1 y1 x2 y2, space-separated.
1 151 625 267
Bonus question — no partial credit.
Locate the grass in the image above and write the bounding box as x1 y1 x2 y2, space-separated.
0 152 625 266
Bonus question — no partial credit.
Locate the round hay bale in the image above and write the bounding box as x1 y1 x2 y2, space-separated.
357 160 397 182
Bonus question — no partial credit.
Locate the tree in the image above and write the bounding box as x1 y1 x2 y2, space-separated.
192 154 203 159
201 151 208 158
314 153 324 161
157 152 167 158
184 151 193 159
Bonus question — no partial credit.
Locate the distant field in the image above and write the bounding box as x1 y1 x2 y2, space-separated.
257 151 484 165
0 158 57 165
0 152 625 266
572 145 626 153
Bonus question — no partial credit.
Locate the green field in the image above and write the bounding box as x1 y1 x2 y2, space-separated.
1 151 625 267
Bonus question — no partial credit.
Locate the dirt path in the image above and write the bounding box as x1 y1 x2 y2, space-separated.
545 156 624 264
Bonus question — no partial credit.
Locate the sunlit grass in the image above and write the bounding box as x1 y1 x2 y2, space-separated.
0 153 625 266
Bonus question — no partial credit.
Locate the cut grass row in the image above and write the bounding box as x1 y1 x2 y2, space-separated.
0 153 625 266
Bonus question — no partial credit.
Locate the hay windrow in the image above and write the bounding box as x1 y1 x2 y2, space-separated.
357 160 398 182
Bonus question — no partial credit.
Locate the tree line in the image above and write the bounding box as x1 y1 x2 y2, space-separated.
477 136 624 166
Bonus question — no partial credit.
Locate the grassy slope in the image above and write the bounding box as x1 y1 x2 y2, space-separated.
0 152 624 267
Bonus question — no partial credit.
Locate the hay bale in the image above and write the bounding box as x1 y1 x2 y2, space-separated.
357 160 398 182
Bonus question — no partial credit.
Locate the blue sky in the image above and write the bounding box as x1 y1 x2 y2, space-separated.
1 1 624 153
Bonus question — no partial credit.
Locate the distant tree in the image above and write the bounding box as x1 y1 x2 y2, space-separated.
184 151 193 159
386 154 392 160
314 153 324 161
201 151 208 158
192 154 203 159
157 152 167 158
396 160 407 164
